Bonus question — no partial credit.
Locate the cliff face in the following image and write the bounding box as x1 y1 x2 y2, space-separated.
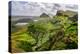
56 10 78 22
69 14 78 22
56 10 77 17
40 13 49 18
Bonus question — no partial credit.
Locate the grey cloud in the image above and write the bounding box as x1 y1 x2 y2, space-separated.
10 1 78 16
66 5 78 9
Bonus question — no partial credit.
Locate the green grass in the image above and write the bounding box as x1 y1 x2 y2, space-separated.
10 14 78 52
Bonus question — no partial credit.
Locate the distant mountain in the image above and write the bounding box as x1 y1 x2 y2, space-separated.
40 13 49 18
16 18 33 23
11 16 38 22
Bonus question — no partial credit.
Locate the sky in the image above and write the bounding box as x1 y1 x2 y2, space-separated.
9 1 78 16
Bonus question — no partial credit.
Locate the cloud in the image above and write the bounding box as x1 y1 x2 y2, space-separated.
11 1 42 16
10 1 78 16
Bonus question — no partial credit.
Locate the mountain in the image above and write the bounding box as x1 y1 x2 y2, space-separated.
56 10 77 17
16 18 33 23
69 14 78 22
40 13 49 18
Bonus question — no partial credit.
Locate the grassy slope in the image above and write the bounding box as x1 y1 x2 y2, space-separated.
10 11 78 52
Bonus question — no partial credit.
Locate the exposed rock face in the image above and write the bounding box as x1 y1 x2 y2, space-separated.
56 10 78 22
56 10 77 17
40 13 49 18
56 10 64 16
69 14 78 22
